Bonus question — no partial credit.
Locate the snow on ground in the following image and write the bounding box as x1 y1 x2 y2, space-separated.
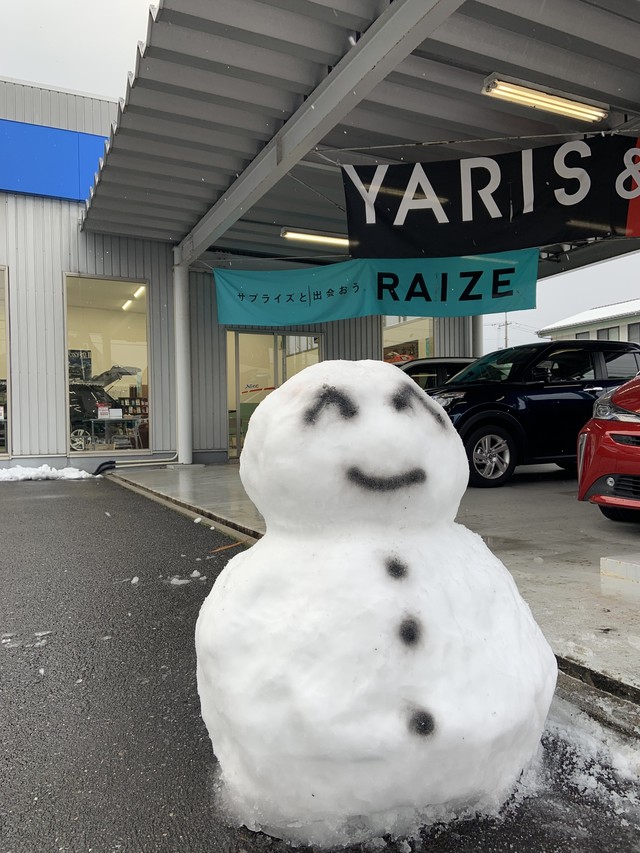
0 464 95 481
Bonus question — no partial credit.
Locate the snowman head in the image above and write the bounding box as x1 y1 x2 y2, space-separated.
239 359 469 531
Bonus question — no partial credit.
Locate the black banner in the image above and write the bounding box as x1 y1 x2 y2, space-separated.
342 135 640 257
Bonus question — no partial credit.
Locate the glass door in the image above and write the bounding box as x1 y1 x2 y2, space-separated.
228 332 276 457
227 332 320 456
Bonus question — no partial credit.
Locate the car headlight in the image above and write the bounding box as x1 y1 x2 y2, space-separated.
593 391 640 422
431 390 466 411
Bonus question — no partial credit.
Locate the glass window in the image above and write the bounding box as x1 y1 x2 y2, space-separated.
604 351 640 381
628 322 640 343
0 268 6 454
66 276 149 453
537 348 595 382
402 363 439 390
284 335 320 376
575 331 590 340
226 332 320 456
597 326 620 341
449 344 540 384
383 316 433 363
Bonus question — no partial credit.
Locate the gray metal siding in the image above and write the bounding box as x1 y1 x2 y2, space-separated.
323 316 382 361
433 317 472 357
190 271 227 453
0 192 175 457
0 78 117 133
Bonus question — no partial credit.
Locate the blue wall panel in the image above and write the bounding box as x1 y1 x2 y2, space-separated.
0 119 106 202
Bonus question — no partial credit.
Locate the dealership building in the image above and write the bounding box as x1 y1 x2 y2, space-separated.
1 1 639 472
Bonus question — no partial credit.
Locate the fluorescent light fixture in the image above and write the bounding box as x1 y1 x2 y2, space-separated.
133 285 146 299
122 299 133 311
280 227 349 248
482 74 608 122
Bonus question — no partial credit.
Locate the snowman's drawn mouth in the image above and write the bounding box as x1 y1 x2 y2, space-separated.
346 466 426 492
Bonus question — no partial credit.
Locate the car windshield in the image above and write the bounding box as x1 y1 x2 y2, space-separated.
443 345 542 384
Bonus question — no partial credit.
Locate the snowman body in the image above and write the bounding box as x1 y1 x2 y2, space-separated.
195 359 557 845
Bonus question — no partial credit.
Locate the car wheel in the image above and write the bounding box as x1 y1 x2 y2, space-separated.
70 428 91 451
465 425 517 488
598 505 640 523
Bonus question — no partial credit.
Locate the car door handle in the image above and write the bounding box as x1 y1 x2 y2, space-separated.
585 386 604 393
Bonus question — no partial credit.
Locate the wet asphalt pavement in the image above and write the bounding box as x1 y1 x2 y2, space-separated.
1 477 639 853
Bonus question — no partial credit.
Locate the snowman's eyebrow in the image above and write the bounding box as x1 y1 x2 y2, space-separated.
391 383 446 427
304 385 358 425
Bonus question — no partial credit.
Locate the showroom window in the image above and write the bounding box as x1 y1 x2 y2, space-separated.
66 276 149 453
383 316 433 363
0 267 7 454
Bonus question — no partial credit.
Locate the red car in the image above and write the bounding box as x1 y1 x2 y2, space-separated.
577 375 640 522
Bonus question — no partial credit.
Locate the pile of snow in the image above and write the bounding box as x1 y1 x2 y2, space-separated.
195 360 557 848
0 464 94 482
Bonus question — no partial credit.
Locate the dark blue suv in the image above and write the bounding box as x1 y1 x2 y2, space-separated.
430 340 640 487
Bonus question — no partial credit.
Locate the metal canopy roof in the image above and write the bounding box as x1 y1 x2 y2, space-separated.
83 0 640 278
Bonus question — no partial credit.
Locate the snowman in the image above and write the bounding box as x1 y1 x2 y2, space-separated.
195 359 557 847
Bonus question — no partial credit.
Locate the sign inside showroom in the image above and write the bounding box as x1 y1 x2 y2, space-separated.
342 135 640 257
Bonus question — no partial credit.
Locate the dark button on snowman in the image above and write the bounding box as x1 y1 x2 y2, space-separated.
195 359 557 847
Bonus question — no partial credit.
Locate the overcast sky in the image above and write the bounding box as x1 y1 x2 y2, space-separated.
2 0 151 100
3 0 640 352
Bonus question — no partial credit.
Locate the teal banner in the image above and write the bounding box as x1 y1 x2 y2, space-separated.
214 249 538 326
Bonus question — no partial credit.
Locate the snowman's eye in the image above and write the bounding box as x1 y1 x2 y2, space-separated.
391 384 446 428
304 385 358 425
391 385 417 412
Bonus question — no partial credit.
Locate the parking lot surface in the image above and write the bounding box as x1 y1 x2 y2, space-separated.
2 476 640 852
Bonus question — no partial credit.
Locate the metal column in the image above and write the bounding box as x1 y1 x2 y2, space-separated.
173 252 192 464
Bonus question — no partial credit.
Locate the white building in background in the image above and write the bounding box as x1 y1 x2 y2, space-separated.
538 299 640 343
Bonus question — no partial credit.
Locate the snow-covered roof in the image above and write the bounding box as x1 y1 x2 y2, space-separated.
538 298 640 334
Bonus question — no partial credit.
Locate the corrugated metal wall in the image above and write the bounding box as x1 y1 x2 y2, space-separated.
190 271 226 454
0 78 117 132
433 317 473 357
323 316 383 361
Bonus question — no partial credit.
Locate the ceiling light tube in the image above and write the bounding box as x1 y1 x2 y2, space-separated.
133 285 146 299
122 299 133 311
280 227 349 248
482 75 608 122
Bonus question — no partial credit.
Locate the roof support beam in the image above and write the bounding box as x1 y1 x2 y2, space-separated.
176 0 466 265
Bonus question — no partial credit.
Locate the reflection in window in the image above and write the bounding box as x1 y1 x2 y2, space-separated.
66 276 149 453
604 351 640 381
0 269 6 453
